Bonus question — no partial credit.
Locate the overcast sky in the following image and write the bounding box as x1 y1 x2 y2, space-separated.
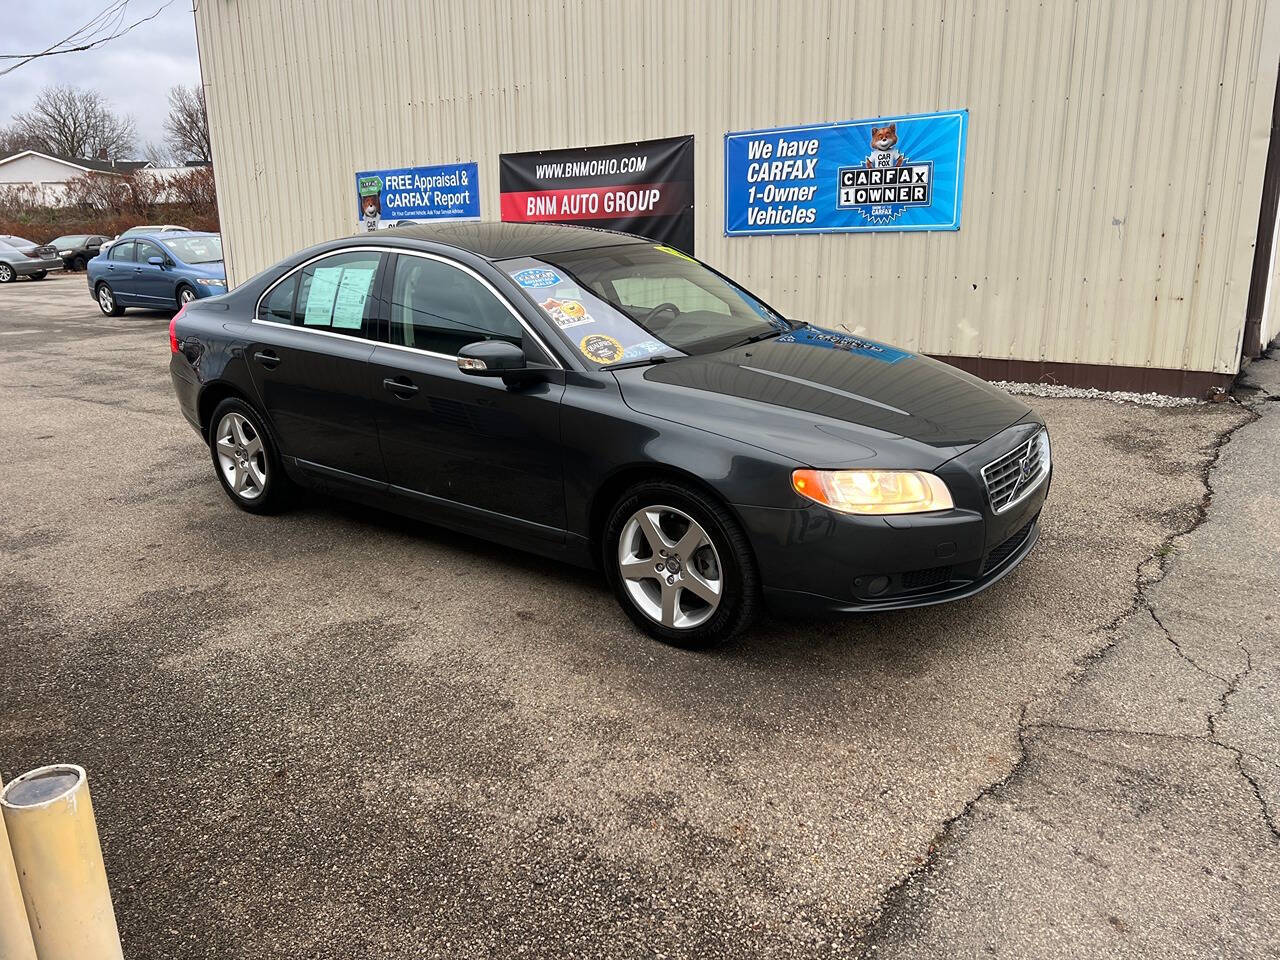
1 0 200 156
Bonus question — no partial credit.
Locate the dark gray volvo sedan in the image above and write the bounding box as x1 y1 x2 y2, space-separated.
169 223 1050 646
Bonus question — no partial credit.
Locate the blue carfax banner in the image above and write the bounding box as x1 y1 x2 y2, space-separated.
724 110 968 236
355 162 480 232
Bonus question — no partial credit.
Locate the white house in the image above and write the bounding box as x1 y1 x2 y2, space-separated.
0 150 151 205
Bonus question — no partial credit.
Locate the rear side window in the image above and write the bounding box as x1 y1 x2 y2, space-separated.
296 252 380 334
258 252 380 336
109 242 135 262
389 255 522 355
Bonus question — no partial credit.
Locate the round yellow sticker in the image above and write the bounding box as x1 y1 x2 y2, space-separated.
579 333 624 364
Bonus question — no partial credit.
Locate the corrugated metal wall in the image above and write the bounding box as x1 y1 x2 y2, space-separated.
195 0 1280 377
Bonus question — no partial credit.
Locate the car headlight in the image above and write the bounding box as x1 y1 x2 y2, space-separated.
196 278 226 286
58 250 72 256
791 469 954 515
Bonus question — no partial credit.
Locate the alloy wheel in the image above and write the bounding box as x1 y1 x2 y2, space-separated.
215 411 267 500
618 504 723 629
179 287 196 304
0 264 13 283
98 286 113 312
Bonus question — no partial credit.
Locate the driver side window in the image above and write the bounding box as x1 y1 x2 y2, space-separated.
135 240 164 264
389 255 522 356
109 241 135 262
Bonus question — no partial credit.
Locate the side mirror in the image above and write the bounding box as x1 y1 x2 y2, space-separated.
457 340 527 376
148 256 165 267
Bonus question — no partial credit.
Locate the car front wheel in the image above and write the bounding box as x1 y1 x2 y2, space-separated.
177 285 196 306
604 480 760 647
208 397 292 514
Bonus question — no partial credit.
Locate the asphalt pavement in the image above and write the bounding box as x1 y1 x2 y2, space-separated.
0 270 1275 958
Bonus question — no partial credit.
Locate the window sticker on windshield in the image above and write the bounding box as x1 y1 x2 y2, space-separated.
513 267 563 288
653 244 698 263
579 333 624 364
777 327 910 364
540 297 594 329
620 339 668 361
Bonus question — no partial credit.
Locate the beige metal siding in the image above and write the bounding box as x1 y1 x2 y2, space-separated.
195 0 1280 376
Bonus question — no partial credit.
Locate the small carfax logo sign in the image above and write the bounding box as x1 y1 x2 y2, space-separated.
837 163 933 217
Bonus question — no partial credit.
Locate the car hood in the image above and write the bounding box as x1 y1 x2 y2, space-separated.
184 260 225 278
612 326 1031 469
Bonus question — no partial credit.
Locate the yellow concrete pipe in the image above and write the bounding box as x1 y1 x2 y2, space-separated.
0 765 123 960
0 776 38 960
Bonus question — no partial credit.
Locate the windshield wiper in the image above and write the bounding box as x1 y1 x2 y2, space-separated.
604 355 672 371
725 327 787 351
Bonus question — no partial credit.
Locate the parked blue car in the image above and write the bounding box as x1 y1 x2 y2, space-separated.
87 232 225 315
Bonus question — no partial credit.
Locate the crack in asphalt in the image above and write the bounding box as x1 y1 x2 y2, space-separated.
853 388 1276 954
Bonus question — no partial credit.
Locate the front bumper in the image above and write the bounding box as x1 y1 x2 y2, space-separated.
738 419 1050 616
192 281 227 298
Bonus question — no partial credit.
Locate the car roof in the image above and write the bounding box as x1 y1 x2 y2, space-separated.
375 221 650 260
131 231 218 242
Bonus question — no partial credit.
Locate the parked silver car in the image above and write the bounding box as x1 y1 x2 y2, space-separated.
100 224 192 254
0 236 62 283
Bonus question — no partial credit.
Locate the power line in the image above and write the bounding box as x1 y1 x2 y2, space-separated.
0 1 177 78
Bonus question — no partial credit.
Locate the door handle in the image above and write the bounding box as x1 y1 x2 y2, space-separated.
253 350 281 369
383 377 419 397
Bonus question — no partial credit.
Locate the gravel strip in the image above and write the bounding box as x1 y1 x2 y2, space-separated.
991 381 1211 408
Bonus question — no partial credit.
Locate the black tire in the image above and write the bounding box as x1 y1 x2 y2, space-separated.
207 397 294 514
176 284 197 307
603 479 760 647
30 271 47 281
0 263 14 283
95 282 124 316
72 255 87 271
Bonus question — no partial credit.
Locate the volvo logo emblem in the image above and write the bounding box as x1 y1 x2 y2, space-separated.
1019 456 1033 480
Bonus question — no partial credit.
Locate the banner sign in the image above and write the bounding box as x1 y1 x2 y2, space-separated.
724 110 967 236
354 161 480 232
500 135 695 253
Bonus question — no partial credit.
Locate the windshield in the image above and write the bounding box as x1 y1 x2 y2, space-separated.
53 236 84 246
165 236 222 264
501 244 788 366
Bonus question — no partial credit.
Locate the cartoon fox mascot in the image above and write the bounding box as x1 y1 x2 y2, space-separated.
865 124 906 168
362 194 382 232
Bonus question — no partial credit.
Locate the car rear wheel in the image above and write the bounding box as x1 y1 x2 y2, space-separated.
30 271 47 281
604 480 759 647
0 264 14 283
208 398 293 514
96 283 124 316
177 285 196 306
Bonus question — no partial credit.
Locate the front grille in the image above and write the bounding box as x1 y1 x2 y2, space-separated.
900 565 953 592
981 430 1049 513
981 515 1038 574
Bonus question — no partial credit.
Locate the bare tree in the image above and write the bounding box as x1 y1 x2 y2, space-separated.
163 84 211 164
143 140 175 167
10 84 137 159
0 124 40 157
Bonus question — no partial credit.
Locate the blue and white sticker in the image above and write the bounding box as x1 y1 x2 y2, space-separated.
513 267 563 288
620 338 670 361
777 327 910 364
